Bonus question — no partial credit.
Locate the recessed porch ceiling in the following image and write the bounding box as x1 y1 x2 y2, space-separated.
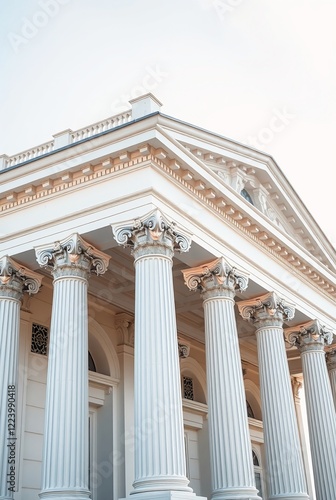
14 223 309 372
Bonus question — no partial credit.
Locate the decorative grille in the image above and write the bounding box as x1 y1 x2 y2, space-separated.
183 376 194 400
31 323 49 355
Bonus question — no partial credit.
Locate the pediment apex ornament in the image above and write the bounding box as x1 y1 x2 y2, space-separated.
285 320 334 352
112 209 192 254
238 291 295 327
182 257 249 296
0 255 42 298
35 233 110 276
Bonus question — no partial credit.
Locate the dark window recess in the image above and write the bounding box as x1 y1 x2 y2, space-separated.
183 376 194 400
247 400 255 419
241 189 254 205
31 323 49 355
88 351 97 372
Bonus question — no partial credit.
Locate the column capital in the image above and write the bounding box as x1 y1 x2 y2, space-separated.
326 346 336 371
238 291 295 329
0 255 42 300
182 257 249 299
35 233 110 280
285 320 334 353
115 312 134 347
112 209 191 259
292 376 303 404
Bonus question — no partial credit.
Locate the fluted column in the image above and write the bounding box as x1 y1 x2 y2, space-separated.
326 347 336 408
286 321 336 500
182 258 261 500
0 257 41 500
36 234 110 500
291 377 316 500
113 209 202 500
238 293 308 500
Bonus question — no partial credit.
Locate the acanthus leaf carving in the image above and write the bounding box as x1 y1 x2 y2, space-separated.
182 257 249 298
0 255 42 299
35 233 110 279
285 320 334 353
112 209 192 257
238 291 295 328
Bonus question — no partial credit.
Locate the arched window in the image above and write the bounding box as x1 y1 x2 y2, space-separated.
241 188 254 205
246 400 255 419
182 376 194 400
252 450 259 466
252 450 263 498
88 351 96 372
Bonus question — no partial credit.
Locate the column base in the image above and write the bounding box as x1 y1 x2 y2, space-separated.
268 495 309 500
39 488 91 500
124 491 207 500
211 487 262 500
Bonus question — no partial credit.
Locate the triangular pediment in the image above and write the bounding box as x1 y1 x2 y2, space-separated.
156 126 335 273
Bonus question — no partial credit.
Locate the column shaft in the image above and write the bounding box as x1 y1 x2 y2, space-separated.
113 209 205 500
36 233 109 500
40 276 90 499
0 256 41 500
256 327 308 499
133 253 190 492
301 350 336 499
0 299 20 500
204 297 259 499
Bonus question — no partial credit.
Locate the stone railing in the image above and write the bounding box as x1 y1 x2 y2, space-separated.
0 109 132 171
70 111 132 143
0 140 55 169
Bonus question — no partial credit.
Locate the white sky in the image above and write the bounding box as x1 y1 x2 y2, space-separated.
1 0 335 248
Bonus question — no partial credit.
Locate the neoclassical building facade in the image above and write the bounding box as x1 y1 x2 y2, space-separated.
0 94 335 500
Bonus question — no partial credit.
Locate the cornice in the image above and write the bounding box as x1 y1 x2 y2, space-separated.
0 144 335 301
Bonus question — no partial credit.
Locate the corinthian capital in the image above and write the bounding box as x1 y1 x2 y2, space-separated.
112 209 191 258
35 233 110 279
182 257 248 299
115 312 134 347
285 320 334 353
0 255 42 300
238 291 295 328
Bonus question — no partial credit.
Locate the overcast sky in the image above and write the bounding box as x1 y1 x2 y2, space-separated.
1 0 335 248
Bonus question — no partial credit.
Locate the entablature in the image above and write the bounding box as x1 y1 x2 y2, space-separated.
0 139 335 304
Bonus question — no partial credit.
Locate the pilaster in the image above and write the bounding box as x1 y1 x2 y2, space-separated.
238 292 308 500
286 320 336 500
326 347 336 408
113 209 204 500
183 258 260 500
36 233 110 500
291 377 316 500
0 256 41 500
